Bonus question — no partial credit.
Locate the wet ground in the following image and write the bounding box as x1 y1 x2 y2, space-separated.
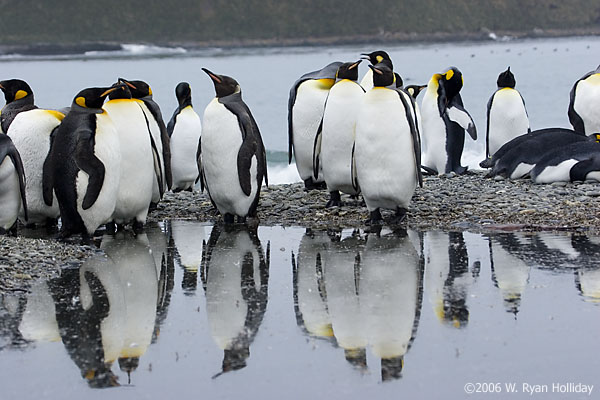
1 221 598 399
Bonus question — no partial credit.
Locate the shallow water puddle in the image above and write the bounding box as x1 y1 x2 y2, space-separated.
1 221 599 399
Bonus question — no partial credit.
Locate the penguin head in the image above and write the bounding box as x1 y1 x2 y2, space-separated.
118 78 153 99
175 82 193 107
336 60 361 81
369 63 395 88
72 85 126 110
393 72 404 88
202 68 241 98
361 50 393 69
440 67 463 99
405 84 427 99
0 79 34 105
497 66 516 88
108 81 132 100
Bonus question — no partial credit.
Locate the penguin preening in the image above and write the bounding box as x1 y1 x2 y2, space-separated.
484 67 530 161
288 61 341 190
568 64 600 135
354 62 422 224
420 66 477 175
201 68 268 224
314 60 364 207
0 134 27 232
0 79 37 133
167 82 202 192
43 85 124 238
359 50 393 91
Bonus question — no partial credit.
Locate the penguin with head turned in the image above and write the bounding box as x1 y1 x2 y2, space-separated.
0 134 27 233
201 68 268 224
420 67 477 175
43 85 124 238
484 67 530 162
568 64 600 135
167 82 203 192
0 79 38 133
359 50 393 91
288 61 342 190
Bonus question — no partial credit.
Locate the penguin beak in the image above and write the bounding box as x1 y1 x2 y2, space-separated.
360 53 371 61
368 65 383 75
202 68 222 84
118 78 137 90
100 84 125 97
349 60 362 70
0 83 4 90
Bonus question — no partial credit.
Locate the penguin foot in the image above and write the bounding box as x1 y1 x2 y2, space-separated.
45 218 59 233
421 165 438 175
106 221 117 235
303 179 326 191
479 158 493 169
326 191 342 208
389 207 408 225
236 216 247 224
366 209 383 225
186 187 193 193
223 213 235 224
133 221 144 234
148 202 159 212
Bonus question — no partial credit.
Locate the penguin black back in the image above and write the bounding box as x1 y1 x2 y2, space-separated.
167 82 193 137
0 79 37 133
497 67 516 88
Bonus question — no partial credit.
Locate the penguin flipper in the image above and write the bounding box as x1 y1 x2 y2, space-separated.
312 118 323 180
0 135 28 220
144 98 173 190
75 131 105 210
195 137 204 190
569 157 597 182
396 90 423 187
446 102 477 140
42 127 59 207
568 79 586 134
351 142 359 193
166 108 179 138
485 92 494 158
138 102 165 198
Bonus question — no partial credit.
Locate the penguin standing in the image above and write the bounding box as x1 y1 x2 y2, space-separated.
314 60 364 207
0 79 37 133
288 61 341 189
568 64 600 135
485 67 530 160
201 68 268 224
354 63 423 224
359 50 393 91
43 86 123 238
104 84 159 231
7 108 63 226
118 78 171 204
167 82 202 192
421 67 477 175
0 134 27 232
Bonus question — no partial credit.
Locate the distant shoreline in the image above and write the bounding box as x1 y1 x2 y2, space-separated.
1 28 598 57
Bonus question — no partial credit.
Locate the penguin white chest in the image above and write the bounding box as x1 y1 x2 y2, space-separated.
488 88 529 156
0 157 21 230
171 106 202 190
574 73 600 134
420 86 447 174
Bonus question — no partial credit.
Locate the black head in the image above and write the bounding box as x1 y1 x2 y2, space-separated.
0 79 34 104
202 68 240 98
369 63 395 88
72 85 126 110
405 84 427 99
497 66 516 88
118 78 153 99
440 66 464 99
336 60 361 81
175 82 192 107
108 81 132 100
361 50 393 69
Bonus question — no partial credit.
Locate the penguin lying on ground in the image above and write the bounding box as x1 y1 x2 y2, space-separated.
167 82 202 192
201 68 268 224
568 64 600 135
43 85 124 238
420 67 477 175
0 134 27 233
0 79 38 133
484 67 530 161
288 61 341 190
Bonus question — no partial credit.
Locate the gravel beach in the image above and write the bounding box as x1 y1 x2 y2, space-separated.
2 170 600 293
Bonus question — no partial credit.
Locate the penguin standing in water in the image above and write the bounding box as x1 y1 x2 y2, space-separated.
288 61 341 189
0 134 27 233
118 78 171 204
421 67 477 175
485 67 530 160
568 64 600 135
359 50 393 91
167 82 202 192
201 68 268 224
8 108 63 226
43 85 123 238
104 83 159 231
354 63 422 224
314 60 364 207
0 79 37 133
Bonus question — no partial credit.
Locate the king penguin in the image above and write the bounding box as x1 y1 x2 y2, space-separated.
201 68 268 224
7 108 64 226
118 78 171 203
104 83 159 231
359 50 393 91
288 61 341 190
421 67 477 175
0 134 27 233
0 79 37 133
568 64 600 135
354 63 423 224
314 60 364 207
43 85 123 238
167 82 202 192
529 138 600 184
484 67 530 161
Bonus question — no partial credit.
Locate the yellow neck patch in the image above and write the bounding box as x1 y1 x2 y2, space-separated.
46 110 65 121
148 87 153 96
75 97 86 108
14 90 28 101
317 78 335 89
445 70 454 80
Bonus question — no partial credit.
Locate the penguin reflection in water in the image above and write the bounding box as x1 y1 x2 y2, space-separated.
200 69 268 224
200 224 270 377
43 85 124 238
